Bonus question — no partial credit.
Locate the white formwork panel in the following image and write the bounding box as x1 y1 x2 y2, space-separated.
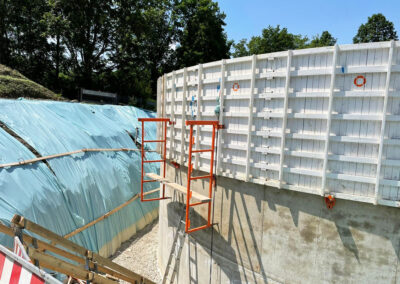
158 41 400 208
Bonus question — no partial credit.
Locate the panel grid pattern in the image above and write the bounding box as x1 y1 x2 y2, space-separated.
159 41 400 207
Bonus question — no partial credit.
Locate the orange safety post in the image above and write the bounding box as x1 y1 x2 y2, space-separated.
138 117 172 202
185 120 223 233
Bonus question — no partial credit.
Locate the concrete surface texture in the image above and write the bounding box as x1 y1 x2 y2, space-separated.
158 163 400 283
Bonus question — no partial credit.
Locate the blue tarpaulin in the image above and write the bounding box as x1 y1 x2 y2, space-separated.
0 99 160 256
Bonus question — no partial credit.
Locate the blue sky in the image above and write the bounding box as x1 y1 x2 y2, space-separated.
216 0 400 44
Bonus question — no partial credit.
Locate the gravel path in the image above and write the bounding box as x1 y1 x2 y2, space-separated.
111 220 162 283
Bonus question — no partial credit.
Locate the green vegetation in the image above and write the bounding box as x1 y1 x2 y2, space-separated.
232 28 336 57
174 0 231 68
353 13 398 43
0 0 397 107
0 65 62 100
232 13 396 58
0 0 232 109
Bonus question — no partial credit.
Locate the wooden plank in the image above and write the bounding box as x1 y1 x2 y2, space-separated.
64 188 160 239
146 173 211 203
0 224 135 283
28 248 115 284
10 215 152 283
0 147 156 169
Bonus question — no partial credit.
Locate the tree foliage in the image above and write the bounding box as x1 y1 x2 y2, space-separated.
0 0 233 108
231 25 310 57
353 13 398 43
232 39 250 58
308 31 336 47
173 0 231 68
247 25 308 55
1 3 398 110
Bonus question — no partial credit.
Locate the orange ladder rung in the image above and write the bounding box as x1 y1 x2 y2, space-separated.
189 201 211 207
143 139 166 143
192 149 213 153
139 117 172 202
187 224 210 234
143 159 165 163
185 120 222 233
189 175 212 181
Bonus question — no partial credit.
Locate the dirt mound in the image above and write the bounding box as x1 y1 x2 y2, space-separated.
0 65 63 100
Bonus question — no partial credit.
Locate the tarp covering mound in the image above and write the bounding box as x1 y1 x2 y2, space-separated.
0 99 160 257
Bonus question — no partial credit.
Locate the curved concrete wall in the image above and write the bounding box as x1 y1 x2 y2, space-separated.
158 163 400 283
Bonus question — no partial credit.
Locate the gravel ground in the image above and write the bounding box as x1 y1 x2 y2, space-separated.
111 220 162 283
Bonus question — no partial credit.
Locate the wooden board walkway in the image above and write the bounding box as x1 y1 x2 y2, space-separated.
145 173 211 203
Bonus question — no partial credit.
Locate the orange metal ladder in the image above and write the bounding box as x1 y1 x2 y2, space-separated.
138 117 171 202
138 117 222 233
185 120 222 233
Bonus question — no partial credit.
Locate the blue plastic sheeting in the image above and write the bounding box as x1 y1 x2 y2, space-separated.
0 99 160 256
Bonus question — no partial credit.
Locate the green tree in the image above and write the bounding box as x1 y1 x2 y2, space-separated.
308 31 337 47
0 0 12 65
4 0 52 86
42 0 70 92
173 0 231 68
353 13 398 43
110 0 175 106
247 25 308 55
57 0 115 89
232 39 249 58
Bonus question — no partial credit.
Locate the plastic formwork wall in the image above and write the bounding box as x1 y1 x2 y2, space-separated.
157 41 400 208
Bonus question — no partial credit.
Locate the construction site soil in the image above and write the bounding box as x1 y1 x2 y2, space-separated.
111 220 162 283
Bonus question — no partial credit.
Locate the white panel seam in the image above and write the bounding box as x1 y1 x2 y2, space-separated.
321 44 339 196
180 68 188 165
374 40 395 204
245 54 257 181
278 50 293 187
169 71 176 160
216 59 226 174
195 64 203 170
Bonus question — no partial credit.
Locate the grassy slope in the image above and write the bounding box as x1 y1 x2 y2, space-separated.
0 65 63 100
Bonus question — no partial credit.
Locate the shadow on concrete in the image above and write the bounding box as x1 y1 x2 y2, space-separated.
162 163 400 283
166 200 242 284
163 167 269 283
264 187 400 264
